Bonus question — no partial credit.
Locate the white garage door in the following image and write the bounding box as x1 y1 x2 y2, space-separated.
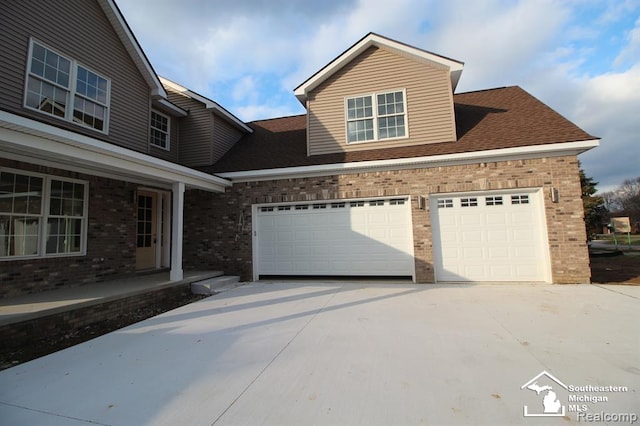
430 190 550 282
255 198 414 278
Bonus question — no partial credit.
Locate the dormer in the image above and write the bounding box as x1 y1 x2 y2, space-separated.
294 33 464 156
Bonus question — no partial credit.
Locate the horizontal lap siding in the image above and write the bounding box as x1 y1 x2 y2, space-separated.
308 46 456 156
212 114 244 163
0 1 150 152
166 89 215 167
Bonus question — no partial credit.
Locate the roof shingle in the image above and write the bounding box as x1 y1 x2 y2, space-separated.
206 86 596 174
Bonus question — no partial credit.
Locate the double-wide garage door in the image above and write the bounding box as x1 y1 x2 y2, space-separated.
255 198 414 278
430 190 550 282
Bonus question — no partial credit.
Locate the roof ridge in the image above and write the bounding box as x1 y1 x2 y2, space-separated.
249 114 306 124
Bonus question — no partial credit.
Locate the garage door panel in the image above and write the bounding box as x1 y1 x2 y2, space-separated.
256 199 414 277
431 190 549 282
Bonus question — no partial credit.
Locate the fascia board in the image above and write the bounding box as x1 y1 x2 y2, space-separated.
294 33 464 103
159 77 252 133
154 98 188 117
98 0 167 98
216 140 600 183
0 111 231 192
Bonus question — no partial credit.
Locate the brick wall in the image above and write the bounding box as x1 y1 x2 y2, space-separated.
183 155 590 284
0 160 137 298
0 284 193 351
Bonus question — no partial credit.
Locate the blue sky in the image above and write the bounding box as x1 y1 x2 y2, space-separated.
117 0 640 192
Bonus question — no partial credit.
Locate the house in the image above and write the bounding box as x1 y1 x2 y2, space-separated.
0 1 598 299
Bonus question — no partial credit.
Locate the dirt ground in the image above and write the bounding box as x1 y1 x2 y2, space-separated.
1 253 638 371
590 252 640 285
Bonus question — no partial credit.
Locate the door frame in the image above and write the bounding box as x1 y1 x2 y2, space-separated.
136 187 171 270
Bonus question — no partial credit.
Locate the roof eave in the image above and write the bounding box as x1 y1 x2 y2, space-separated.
160 77 253 134
0 111 231 192
216 139 600 183
98 0 167 99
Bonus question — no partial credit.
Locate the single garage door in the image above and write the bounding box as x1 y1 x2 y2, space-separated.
430 190 550 282
255 198 414 278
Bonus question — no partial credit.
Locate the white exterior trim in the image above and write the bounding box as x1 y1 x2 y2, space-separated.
294 33 465 103
0 110 231 192
217 139 600 182
159 77 253 133
97 0 167 98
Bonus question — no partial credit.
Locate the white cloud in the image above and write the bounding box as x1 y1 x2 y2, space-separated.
615 17 640 67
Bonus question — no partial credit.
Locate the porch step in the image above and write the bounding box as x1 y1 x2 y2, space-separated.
190 276 241 295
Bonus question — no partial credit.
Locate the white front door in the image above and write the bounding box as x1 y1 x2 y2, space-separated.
254 198 414 278
430 189 550 282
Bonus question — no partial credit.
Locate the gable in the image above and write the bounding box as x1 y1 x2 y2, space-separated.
307 45 457 156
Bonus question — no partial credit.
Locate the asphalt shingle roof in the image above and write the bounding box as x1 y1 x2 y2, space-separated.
206 86 596 174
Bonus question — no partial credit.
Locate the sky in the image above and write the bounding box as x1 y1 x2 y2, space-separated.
116 0 640 193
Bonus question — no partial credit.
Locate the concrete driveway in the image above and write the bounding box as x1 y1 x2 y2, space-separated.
0 282 638 425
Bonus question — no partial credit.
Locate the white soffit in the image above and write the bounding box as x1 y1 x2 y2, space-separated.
294 32 465 104
0 111 230 192
216 140 600 183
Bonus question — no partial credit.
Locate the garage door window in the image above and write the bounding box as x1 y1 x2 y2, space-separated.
511 195 530 205
461 197 478 207
437 199 453 208
486 196 503 206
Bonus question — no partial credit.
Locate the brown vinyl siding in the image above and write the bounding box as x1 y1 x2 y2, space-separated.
149 113 179 163
308 46 456 156
0 0 149 152
212 113 244 163
165 89 215 167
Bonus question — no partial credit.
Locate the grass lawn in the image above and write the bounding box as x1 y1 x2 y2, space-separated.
594 234 640 245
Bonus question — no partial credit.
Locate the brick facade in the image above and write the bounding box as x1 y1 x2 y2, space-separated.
0 160 138 298
184 155 590 284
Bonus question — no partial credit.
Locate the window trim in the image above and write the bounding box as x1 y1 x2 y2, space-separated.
0 168 89 261
344 89 408 144
23 38 111 134
150 110 170 151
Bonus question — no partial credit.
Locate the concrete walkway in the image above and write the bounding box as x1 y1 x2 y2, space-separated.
0 282 638 425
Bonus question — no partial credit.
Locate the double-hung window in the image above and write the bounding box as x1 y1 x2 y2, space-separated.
150 110 170 150
346 90 407 143
0 169 88 259
25 39 110 133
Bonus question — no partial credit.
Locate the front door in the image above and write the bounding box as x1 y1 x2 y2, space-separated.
136 190 157 270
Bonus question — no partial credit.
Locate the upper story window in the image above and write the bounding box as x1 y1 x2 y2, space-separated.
24 39 110 133
150 110 170 150
346 90 407 143
0 168 88 260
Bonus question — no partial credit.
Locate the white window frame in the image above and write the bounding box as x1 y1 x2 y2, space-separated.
150 110 170 150
0 168 89 261
24 38 110 134
345 89 408 144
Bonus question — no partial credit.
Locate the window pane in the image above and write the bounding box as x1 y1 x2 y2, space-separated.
2 216 40 256
46 218 82 254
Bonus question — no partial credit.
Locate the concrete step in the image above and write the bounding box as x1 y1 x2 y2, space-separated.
191 276 241 295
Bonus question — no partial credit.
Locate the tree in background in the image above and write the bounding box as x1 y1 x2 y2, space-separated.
580 166 607 237
602 177 640 233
